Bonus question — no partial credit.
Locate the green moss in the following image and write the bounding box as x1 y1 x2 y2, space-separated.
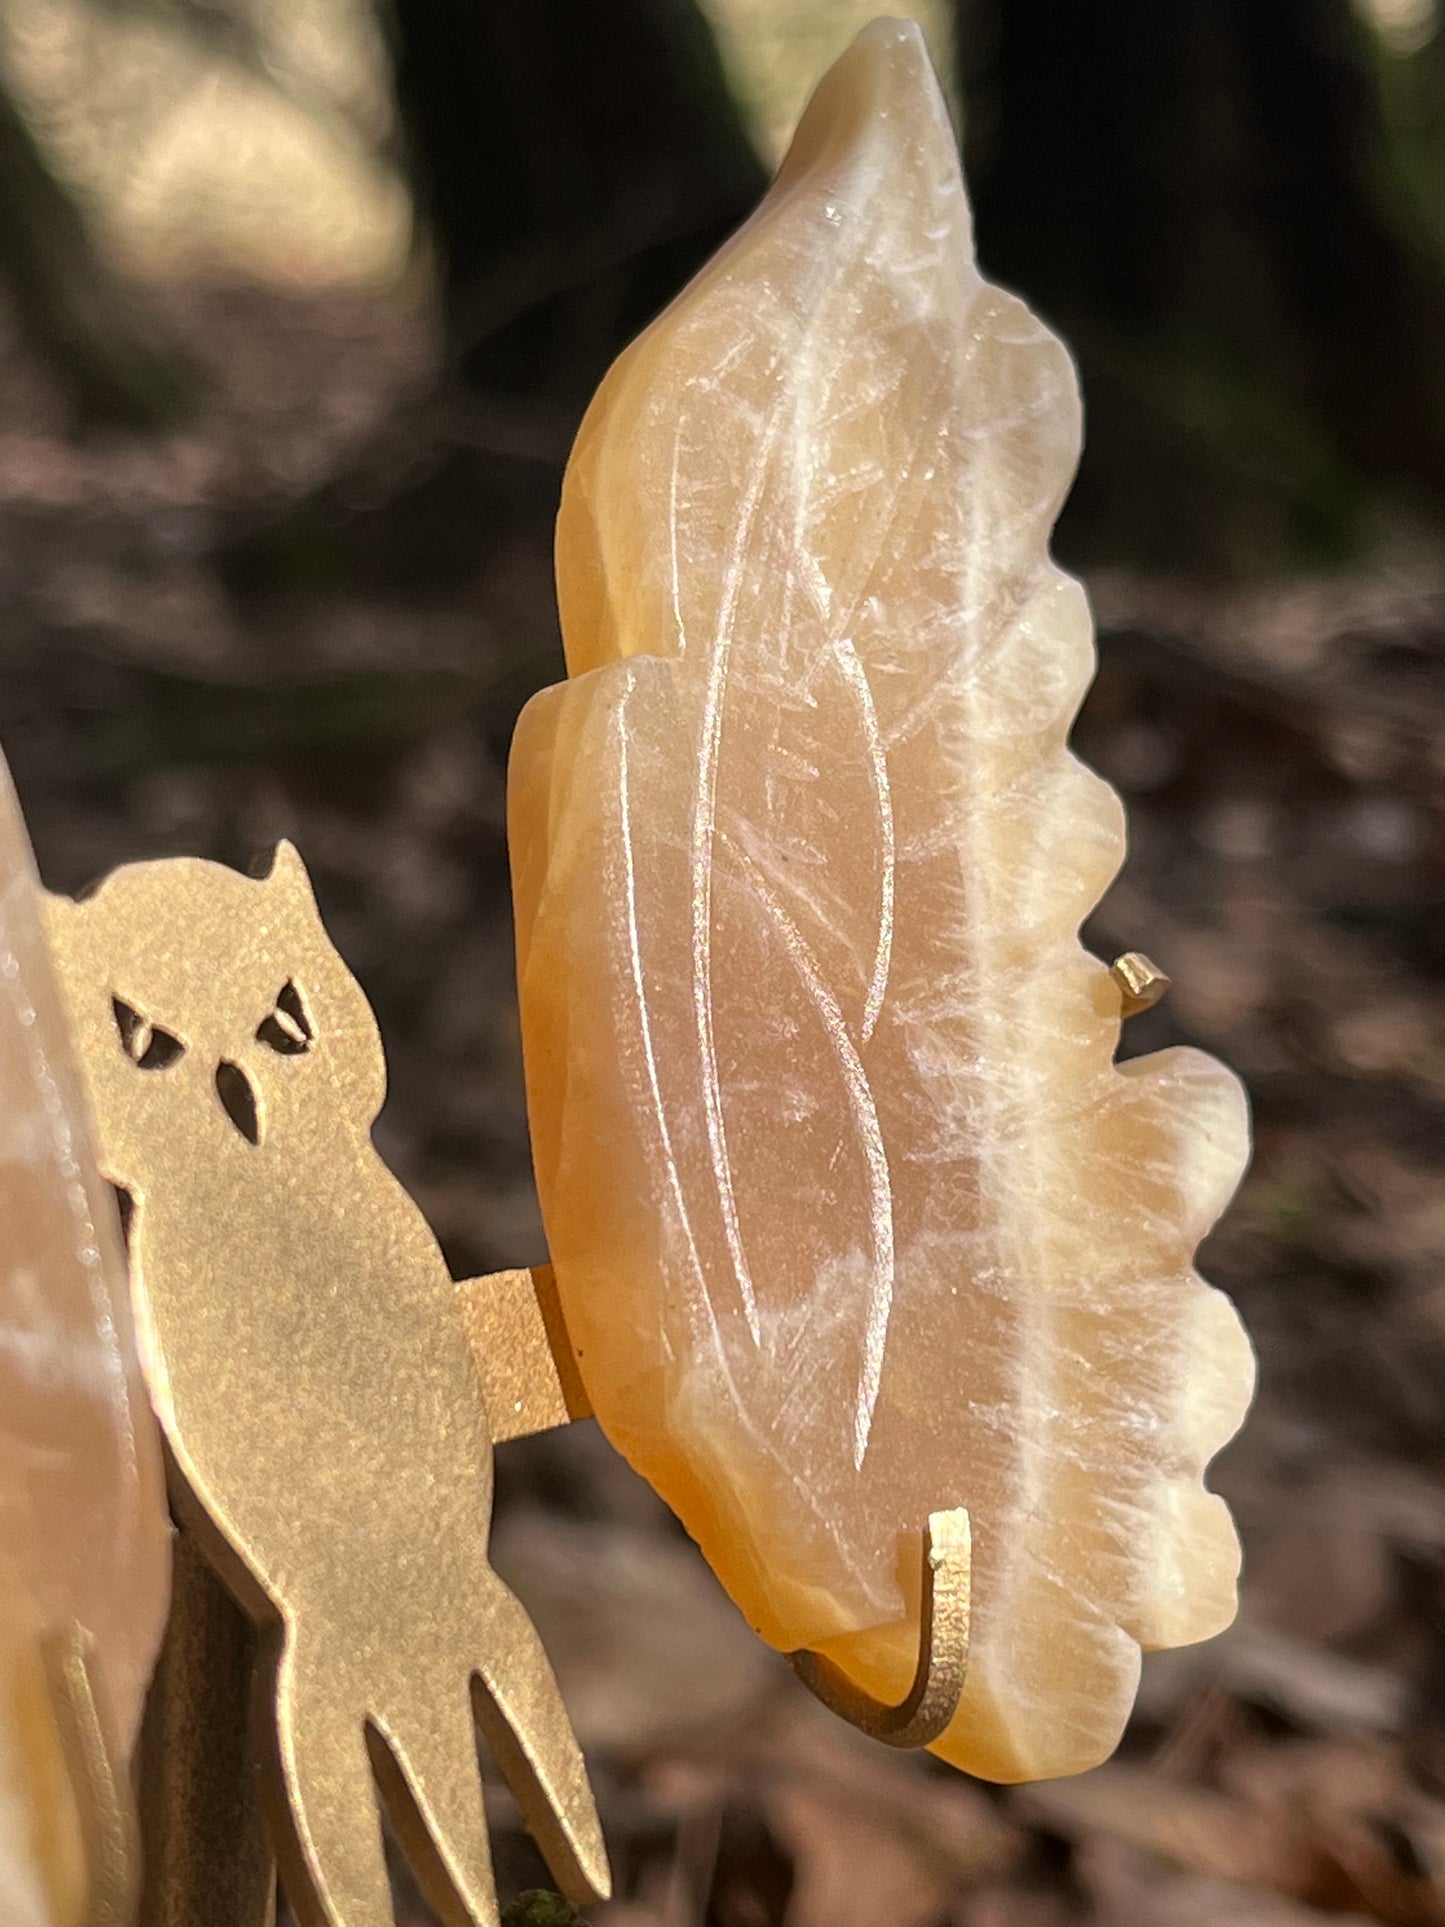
501 1892 584 1927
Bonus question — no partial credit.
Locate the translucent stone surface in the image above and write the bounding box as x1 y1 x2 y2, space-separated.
0 759 170 1924
510 19 1254 1782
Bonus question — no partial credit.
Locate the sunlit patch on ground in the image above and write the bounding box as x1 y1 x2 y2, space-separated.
1 0 410 284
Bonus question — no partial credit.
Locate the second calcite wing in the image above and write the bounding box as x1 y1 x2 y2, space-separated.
0 754 170 1925
510 19 1254 1780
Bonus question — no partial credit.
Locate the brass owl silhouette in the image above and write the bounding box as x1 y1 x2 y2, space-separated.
44 845 609 1927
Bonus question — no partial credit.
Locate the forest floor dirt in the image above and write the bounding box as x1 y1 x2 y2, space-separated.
5 280 1445 1927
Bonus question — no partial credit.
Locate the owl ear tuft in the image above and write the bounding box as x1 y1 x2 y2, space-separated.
265 840 315 902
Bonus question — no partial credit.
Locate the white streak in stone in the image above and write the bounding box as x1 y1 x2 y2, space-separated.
832 636 893 1044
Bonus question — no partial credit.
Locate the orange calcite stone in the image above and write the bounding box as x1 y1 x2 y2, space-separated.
0 760 170 1923
510 20 1254 1781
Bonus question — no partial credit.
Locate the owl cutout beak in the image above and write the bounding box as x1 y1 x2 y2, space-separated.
215 1060 262 1146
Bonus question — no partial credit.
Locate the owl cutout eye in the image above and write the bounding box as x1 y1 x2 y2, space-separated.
256 980 313 1057
112 996 185 1071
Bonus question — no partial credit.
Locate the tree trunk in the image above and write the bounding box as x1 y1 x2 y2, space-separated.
221 0 764 609
956 0 1445 567
387 0 767 407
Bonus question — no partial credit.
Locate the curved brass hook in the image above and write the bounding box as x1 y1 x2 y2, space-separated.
787 1507 971 1749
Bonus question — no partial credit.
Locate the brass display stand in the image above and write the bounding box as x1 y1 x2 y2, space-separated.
125 1263 594 1927
136 1535 274 1927
103 1267 977 1927
41 841 1161 1926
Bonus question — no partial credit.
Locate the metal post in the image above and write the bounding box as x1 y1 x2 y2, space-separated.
137 1522 276 1927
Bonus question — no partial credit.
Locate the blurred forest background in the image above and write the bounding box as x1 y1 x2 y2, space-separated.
4 1 1445 1922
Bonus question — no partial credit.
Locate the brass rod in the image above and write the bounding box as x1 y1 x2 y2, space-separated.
457 1264 592 1444
1111 951 1171 1017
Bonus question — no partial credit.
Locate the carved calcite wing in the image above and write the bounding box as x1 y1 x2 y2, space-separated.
509 20 1254 1781
0 757 170 1922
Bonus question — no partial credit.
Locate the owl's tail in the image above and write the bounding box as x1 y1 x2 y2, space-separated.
270 1582 607 1927
273 1635 419 1927
368 1699 501 1927
467 1577 611 1908
370 1577 608 1917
